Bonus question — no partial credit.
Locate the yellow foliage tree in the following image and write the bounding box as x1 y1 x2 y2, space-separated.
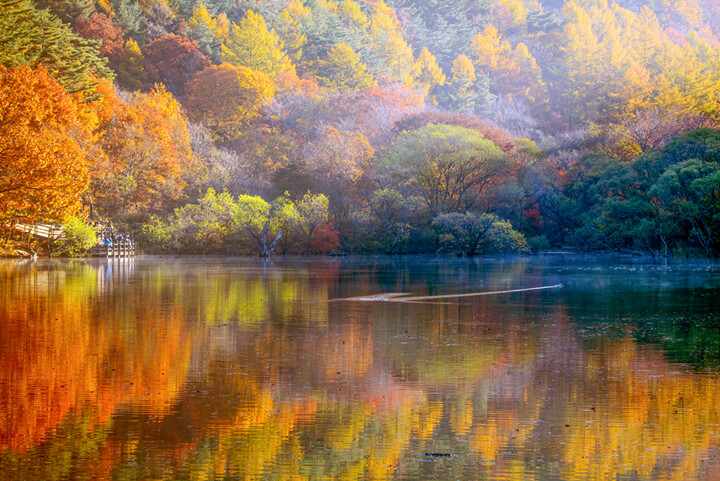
369 1 415 86
187 4 216 34
471 25 544 100
339 0 367 28
411 47 445 97
493 0 527 29
114 38 147 91
221 10 295 76
215 13 230 38
549 0 720 126
316 42 374 91
276 0 310 65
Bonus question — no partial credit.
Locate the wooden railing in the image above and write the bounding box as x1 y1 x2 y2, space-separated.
91 238 137 257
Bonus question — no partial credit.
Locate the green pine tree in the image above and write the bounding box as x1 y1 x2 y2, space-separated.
0 0 113 101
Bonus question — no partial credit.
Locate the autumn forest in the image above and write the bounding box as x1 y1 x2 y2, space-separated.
2 0 720 255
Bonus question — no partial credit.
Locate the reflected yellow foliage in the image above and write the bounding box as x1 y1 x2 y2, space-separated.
558 337 720 481
411 399 443 441
184 267 330 328
448 394 474 436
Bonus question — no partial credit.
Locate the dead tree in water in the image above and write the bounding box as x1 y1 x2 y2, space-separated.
248 219 282 257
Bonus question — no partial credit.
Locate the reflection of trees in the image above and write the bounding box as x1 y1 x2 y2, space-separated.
1 258 720 480
558 338 720 480
0 261 192 459
0 408 112 481
144 260 334 328
0 262 109 453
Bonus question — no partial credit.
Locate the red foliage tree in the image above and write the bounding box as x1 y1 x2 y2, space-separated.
144 34 211 97
73 13 124 64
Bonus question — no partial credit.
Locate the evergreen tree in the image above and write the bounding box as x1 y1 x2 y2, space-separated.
471 24 544 100
275 0 309 66
436 54 494 113
388 0 482 71
295 0 372 70
0 0 37 68
187 4 222 61
174 0 204 20
112 0 146 43
526 7 561 33
0 0 113 101
35 0 94 23
368 0 415 85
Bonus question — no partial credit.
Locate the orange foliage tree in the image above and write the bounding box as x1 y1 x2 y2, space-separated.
94 85 198 217
306 126 374 185
184 63 275 143
0 65 91 224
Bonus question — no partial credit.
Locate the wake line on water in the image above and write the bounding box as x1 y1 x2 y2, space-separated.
330 283 564 303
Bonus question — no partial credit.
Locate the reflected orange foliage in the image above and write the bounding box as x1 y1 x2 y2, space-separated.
0 263 192 452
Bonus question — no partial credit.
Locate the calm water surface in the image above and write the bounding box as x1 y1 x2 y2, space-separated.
1 255 719 480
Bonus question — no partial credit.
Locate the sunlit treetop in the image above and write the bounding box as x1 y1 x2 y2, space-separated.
185 63 276 142
411 47 445 96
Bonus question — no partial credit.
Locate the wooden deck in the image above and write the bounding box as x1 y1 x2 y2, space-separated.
11 222 65 240
9 222 137 257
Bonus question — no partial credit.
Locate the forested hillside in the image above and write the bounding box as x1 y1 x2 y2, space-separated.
2 0 720 255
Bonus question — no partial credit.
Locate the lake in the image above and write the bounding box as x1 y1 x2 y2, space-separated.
1 255 719 480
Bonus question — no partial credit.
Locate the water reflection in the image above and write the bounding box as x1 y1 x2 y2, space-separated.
0 256 719 480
